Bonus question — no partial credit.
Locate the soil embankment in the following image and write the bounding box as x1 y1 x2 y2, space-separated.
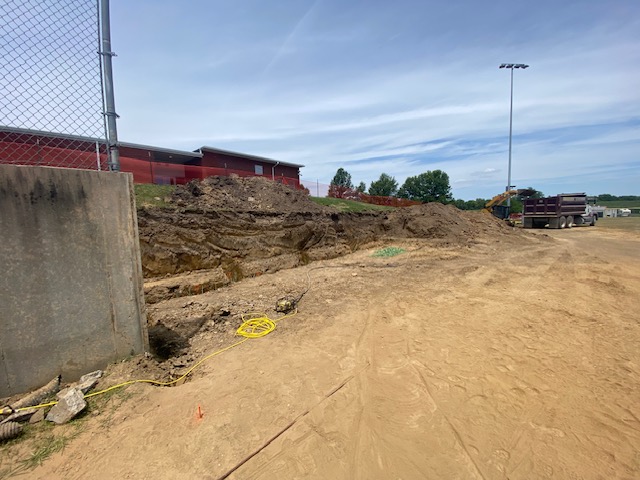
138 176 517 303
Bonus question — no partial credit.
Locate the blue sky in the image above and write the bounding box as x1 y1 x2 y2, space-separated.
111 0 640 199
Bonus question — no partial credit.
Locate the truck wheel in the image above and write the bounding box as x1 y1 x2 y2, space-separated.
566 216 574 228
558 216 567 229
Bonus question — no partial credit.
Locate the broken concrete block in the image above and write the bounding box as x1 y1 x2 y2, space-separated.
79 370 103 384
29 408 45 424
56 386 73 400
46 388 86 424
76 375 101 394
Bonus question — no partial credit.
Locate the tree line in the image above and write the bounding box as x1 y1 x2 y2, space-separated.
330 168 453 204
329 168 548 212
595 194 640 202
329 168 638 211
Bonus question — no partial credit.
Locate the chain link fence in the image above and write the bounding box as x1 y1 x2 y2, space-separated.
0 0 110 170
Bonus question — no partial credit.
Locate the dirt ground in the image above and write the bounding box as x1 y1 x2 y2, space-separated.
3 178 639 479
6 220 637 479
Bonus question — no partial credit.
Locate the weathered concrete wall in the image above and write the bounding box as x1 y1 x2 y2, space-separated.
0 165 148 397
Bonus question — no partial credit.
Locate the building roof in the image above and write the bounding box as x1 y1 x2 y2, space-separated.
1 126 303 168
0 125 104 145
119 141 202 160
0 126 203 159
198 146 304 168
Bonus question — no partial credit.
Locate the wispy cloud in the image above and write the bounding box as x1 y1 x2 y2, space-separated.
261 0 321 76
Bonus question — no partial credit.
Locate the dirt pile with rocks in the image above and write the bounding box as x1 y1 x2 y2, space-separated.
137 177 519 303
173 175 327 213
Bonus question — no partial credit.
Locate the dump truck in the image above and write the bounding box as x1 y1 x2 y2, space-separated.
523 193 597 229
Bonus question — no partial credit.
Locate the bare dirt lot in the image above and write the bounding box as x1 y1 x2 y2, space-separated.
2 180 639 479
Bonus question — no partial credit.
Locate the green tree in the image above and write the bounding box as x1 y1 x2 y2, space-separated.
397 170 452 203
368 173 398 196
597 194 616 202
330 168 353 189
519 187 544 199
473 198 489 209
356 181 367 193
452 199 467 210
328 168 354 198
509 198 523 213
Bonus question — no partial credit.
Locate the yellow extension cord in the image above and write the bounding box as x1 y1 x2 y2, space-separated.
0 310 296 416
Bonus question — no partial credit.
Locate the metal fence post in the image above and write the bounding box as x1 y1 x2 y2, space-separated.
100 0 120 172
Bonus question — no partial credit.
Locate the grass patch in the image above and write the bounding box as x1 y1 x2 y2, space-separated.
595 200 640 208
373 246 406 257
597 216 640 232
0 422 83 479
19 427 79 470
0 382 136 478
134 184 176 208
311 197 395 212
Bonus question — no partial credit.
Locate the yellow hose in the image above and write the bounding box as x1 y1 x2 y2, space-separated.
0 310 297 416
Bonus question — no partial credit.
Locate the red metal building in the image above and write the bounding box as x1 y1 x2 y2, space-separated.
0 127 303 187
198 146 302 188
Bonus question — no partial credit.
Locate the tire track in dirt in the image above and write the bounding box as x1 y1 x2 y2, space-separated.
22 231 640 480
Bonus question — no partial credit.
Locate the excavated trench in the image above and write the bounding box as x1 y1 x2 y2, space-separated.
138 203 514 304
136 176 519 361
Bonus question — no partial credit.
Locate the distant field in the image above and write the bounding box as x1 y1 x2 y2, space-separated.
597 216 640 232
311 197 395 212
596 200 640 208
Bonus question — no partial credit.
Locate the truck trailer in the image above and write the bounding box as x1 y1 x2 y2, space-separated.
523 193 597 229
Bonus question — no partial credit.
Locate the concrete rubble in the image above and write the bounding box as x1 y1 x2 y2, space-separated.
46 387 87 424
78 370 103 393
55 370 103 399
29 408 45 424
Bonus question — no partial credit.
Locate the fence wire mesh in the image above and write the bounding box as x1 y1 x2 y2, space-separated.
0 0 108 170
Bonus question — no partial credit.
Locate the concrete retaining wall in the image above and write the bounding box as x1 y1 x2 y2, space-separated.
0 165 148 397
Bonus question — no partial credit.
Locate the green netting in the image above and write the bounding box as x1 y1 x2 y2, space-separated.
372 247 406 257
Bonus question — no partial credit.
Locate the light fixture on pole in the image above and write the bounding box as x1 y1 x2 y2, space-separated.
499 63 529 208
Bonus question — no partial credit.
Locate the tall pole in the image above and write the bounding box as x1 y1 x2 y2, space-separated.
100 0 120 171
507 67 514 207
499 63 529 208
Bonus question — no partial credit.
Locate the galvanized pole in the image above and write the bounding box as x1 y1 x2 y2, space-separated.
499 63 529 209
100 0 120 171
507 66 514 207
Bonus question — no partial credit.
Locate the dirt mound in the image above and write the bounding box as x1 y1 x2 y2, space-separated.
137 197 521 306
172 175 327 213
137 176 521 302
385 202 511 240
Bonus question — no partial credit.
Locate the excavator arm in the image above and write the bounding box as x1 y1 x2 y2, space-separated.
484 190 519 212
483 188 537 218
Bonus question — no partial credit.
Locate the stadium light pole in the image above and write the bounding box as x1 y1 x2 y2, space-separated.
499 63 529 208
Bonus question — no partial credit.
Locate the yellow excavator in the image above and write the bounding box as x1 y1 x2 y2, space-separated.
484 188 536 219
